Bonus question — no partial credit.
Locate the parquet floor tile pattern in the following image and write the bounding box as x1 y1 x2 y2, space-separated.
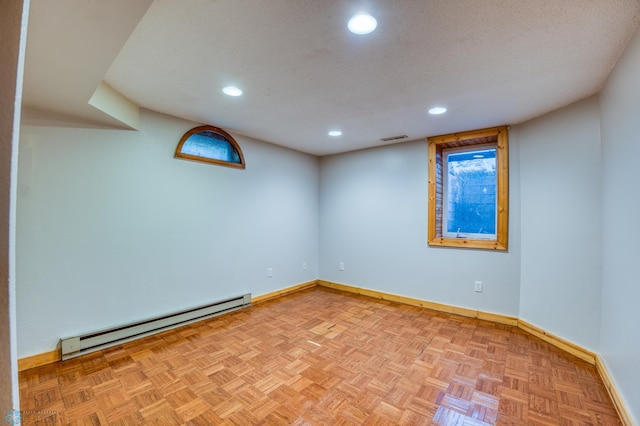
19 287 621 425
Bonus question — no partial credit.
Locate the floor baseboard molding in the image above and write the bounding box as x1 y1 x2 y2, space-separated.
18 349 60 372
596 355 634 426
317 280 519 326
318 280 601 363
516 319 596 365
251 280 318 305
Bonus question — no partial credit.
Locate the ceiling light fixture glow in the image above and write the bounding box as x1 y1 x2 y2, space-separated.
222 86 243 96
428 106 447 115
348 12 377 35
328 130 342 137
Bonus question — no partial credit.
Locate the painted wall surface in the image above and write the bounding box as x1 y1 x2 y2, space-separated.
16 109 319 357
319 139 521 316
518 96 603 351
599 25 640 423
1 0 28 414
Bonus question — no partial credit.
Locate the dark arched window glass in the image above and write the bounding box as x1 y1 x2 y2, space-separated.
175 125 245 169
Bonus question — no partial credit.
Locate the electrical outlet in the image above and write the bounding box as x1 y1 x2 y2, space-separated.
339 262 345 271
303 261 307 270
267 268 273 278
474 281 483 292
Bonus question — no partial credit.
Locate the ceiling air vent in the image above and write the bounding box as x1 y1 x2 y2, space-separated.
380 135 408 142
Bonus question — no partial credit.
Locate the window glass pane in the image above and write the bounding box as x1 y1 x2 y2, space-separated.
180 131 241 163
445 148 496 236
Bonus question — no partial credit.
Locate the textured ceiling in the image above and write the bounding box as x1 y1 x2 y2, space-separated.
23 0 640 156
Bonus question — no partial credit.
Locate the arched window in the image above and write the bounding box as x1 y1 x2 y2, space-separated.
175 125 245 169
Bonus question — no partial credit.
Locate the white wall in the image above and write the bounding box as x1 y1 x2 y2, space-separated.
319 139 521 316
517 96 603 351
17 109 319 357
1 0 28 414
599 25 640 423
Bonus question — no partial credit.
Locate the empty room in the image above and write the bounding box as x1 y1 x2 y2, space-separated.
2 0 640 424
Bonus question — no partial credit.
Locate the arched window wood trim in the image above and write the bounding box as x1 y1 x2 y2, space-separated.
175 125 246 169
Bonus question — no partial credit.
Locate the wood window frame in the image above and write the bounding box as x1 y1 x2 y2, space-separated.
428 126 509 250
175 125 246 169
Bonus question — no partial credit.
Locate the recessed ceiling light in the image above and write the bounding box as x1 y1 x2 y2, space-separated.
328 130 342 137
348 12 377 35
222 86 243 97
428 106 447 115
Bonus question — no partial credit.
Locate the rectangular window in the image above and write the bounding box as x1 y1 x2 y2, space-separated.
428 126 508 250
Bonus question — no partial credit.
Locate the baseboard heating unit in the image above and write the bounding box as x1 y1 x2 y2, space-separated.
60 293 251 360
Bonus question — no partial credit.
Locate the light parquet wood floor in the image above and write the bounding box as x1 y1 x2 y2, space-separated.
19 287 621 425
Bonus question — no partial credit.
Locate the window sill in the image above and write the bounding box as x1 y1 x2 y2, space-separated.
428 237 507 251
